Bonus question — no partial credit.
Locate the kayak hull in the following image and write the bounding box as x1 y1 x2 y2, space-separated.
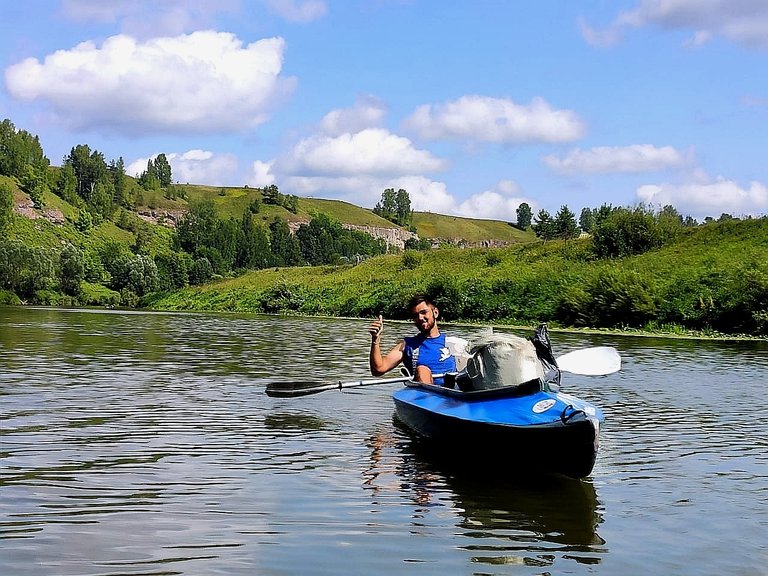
392 381 604 479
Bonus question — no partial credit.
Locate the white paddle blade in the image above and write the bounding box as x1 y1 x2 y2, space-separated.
556 346 621 376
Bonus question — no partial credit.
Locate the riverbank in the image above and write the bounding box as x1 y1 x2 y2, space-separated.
142 217 768 339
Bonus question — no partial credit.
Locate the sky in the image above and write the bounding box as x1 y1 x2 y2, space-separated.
1 0 767 223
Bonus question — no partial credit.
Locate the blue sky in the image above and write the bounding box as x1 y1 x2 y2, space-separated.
2 0 766 223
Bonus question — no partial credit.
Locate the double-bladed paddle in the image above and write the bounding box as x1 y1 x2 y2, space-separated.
556 346 622 376
266 346 621 398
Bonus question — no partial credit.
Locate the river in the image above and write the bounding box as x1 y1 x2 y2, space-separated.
1 306 766 575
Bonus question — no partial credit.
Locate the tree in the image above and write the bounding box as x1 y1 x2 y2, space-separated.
394 188 412 227
59 244 85 295
237 210 270 269
176 199 219 255
110 157 134 208
153 153 172 187
554 205 579 242
0 181 13 232
373 188 397 221
516 202 532 229
592 206 663 258
138 158 160 191
579 207 595 233
262 184 280 205
0 119 50 185
269 219 303 267
373 188 412 226
532 209 555 241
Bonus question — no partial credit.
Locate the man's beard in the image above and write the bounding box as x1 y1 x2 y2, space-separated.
417 318 434 334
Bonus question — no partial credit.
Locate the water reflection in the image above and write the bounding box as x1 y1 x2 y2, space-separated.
364 429 605 570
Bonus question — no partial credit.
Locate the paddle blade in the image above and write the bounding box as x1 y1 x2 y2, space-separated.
556 346 621 376
265 380 339 398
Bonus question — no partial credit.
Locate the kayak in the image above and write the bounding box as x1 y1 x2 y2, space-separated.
391 379 604 479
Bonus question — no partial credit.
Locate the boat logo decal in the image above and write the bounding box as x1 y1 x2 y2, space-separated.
532 399 556 413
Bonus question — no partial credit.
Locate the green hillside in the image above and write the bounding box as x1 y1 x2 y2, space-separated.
143 217 768 338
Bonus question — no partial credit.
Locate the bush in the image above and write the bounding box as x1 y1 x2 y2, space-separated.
556 267 659 328
592 207 664 258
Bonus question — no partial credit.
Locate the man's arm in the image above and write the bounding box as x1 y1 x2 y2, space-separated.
368 315 405 376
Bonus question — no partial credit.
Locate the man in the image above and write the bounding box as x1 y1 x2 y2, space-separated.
368 294 456 384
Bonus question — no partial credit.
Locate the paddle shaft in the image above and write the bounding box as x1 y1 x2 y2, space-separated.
266 374 446 398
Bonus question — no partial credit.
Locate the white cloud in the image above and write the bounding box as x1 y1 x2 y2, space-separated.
248 160 277 188
453 180 533 222
4 31 295 136
636 176 768 219
277 128 447 176
403 95 586 143
319 95 387 136
543 144 689 174
127 149 239 186
266 0 327 23
581 0 768 50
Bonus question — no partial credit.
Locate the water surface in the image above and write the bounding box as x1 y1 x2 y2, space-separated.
1 307 766 575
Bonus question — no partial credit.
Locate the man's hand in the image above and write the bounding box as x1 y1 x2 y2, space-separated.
369 314 383 342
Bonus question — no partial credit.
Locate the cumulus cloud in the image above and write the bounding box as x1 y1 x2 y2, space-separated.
276 128 447 176
127 149 239 186
543 144 690 174
4 31 295 136
403 95 586 143
453 180 533 222
636 175 768 219
319 95 387 136
248 160 277 188
581 0 768 50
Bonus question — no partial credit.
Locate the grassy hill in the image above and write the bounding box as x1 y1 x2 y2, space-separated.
143 217 768 338
4 174 766 337
136 183 529 242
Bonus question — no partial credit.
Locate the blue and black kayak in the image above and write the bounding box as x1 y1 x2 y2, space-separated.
392 379 604 479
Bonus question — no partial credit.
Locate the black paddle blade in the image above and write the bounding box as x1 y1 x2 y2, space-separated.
265 380 339 398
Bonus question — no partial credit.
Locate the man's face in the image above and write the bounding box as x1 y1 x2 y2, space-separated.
410 302 436 334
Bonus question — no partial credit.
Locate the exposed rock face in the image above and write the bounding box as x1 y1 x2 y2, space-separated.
286 220 417 250
14 199 65 225
137 210 185 228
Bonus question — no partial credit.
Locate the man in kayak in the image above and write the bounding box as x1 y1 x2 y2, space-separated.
368 294 456 384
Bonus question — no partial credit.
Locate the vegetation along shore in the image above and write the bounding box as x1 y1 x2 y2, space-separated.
1 118 766 339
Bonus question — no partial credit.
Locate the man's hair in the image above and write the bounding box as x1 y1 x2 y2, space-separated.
408 294 434 309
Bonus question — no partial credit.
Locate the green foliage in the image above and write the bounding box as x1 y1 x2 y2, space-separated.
404 236 432 250
592 206 664 258
400 250 422 270
532 209 555 241
557 267 660 328
373 188 412 227
154 251 192 290
516 202 532 229
189 257 214 285
0 238 56 298
74 208 94 232
579 207 595 233
110 254 159 296
554 205 579 242
59 244 85 295
0 119 50 192
79 281 120 307
269 218 303 266
0 181 12 231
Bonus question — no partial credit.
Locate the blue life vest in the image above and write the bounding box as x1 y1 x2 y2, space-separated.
403 333 456 384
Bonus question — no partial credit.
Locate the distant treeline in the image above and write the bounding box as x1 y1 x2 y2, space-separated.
1 118 766 337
